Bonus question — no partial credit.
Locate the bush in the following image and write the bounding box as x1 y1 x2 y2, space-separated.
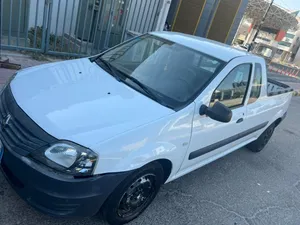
28 26 61 50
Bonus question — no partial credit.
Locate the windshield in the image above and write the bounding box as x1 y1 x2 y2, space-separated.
98 35 225 110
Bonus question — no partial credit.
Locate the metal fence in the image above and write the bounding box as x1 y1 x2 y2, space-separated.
0 0 163 57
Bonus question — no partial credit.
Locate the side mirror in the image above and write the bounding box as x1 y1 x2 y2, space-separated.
199 102 232 123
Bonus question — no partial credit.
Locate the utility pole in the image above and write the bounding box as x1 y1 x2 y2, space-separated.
248 0 275 52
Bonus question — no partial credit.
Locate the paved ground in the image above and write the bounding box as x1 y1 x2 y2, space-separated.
0 51 58 87
0 51 53 68
0 55 52 89
1 94 300 225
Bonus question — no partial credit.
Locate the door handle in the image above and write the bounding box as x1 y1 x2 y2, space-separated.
236 118 244 123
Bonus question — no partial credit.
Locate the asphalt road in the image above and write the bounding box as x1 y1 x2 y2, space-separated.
1 98 300 225
268 72 300 84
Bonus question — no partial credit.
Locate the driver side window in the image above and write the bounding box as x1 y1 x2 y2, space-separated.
210 64 252 108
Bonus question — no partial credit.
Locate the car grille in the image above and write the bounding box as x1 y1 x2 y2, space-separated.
0 85 57 156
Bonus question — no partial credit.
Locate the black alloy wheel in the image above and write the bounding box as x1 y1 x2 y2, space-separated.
117 174 156 218
247 123 275 152
102 162 164 225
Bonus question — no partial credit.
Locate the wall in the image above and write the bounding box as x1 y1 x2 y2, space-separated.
28 0 45 30
171 0 206 34
194 0 218 37
225 0 248 45
1 0 29 36
50 0 80 36
28 0 80 36
166 0 181 26
294 50 300 65
168 0 248 44
205 0 248 44
292 30 300 64
277 31 295 51
290 31 300 54
126 0 161 33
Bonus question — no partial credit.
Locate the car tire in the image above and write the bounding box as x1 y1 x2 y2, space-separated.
102 162 164 225
247 123 275 152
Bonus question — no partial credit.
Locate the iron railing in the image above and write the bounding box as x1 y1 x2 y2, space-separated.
0 0 163 57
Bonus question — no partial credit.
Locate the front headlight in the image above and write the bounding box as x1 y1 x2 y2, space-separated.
31 142 98 177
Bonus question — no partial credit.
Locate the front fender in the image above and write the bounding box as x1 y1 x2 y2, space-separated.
92 104 195 181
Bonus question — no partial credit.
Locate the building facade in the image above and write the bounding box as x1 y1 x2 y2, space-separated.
166 0 249 45
237 1 299 64
276 31 300 62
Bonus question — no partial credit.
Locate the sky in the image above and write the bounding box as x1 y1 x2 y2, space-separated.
274 0 300 11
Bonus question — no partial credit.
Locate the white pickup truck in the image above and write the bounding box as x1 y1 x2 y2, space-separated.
0 32 293 225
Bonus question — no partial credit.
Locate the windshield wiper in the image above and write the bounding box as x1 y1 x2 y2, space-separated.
118 72 162 103
95 58 121 82
95 58 168 107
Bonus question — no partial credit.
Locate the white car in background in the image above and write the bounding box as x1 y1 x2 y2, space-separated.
233 44 249 51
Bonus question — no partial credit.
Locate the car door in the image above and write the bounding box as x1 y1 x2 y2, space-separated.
179 57 254 174
244 59 284 141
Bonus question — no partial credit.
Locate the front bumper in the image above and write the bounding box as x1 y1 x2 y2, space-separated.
0 146 131 217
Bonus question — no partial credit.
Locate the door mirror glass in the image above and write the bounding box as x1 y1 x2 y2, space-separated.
200 102 232 123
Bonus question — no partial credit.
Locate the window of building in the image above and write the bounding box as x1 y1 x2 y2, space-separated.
210 64 251 108
248 63 262 104
286 33 295 39
256 36 271 42
279 42 291 47
278 41 292 47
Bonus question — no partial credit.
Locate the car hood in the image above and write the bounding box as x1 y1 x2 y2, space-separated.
10 58 173 148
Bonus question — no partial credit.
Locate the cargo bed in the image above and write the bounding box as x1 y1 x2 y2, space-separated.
267 78 294 96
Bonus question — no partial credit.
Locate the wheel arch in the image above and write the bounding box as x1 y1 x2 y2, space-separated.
271 111 287 128
155 159 173 183
139 159 173 184
274 118 282 127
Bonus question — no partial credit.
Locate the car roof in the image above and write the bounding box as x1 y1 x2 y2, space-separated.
150 31 251 62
